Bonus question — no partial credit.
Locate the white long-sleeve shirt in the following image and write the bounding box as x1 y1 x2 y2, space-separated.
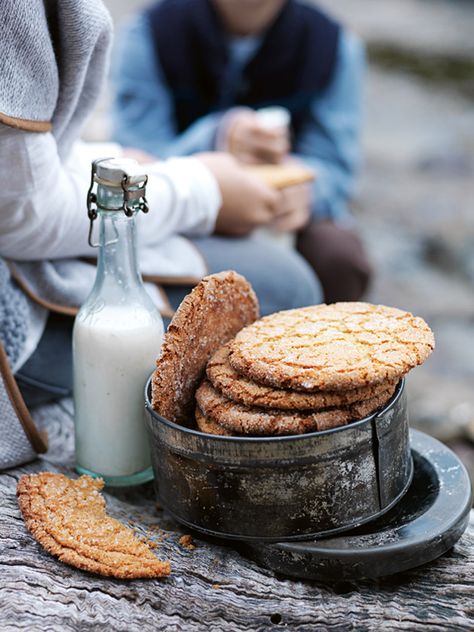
0 125 221 274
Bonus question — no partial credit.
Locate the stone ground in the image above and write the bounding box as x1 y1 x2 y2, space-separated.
96 0 474 482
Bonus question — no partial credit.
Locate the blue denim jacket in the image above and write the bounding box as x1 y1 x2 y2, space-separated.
111 15 365 222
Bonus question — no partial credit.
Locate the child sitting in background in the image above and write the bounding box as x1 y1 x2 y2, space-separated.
111 0 372 303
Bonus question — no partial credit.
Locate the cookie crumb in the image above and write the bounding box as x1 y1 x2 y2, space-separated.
179 534 196 550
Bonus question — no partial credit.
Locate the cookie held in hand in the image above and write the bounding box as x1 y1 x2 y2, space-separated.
243 164 315 189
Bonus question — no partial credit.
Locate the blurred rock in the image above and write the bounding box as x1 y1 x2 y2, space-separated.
417 152 473 176
317 0 474 60
423 234 474 283
445 440 474 493
466 419 474 445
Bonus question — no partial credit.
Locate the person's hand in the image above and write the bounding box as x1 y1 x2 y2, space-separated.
196 152 280 236
270 183 311 233
226 110 289 165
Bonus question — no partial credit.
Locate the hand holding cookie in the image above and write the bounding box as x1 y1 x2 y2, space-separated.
197 152 280 236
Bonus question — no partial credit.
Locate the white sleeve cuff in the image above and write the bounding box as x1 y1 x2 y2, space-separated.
145 157 221 237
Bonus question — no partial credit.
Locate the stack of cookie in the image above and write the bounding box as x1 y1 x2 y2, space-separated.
151 272 434 437
195 302 435 436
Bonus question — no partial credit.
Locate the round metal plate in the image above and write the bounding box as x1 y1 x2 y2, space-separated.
243 430 472 580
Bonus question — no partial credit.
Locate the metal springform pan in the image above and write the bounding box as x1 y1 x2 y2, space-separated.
145 378 412 541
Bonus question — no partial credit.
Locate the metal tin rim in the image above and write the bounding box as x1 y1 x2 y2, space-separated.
145 377 405 443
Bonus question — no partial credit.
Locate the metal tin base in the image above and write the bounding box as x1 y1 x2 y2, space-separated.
161 456 414 542
243 430 472 580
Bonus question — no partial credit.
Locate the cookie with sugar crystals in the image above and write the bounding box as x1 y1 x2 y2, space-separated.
195 405 234 437
229 302 434 392
152 271 259 423
17 473 170 579
207 343 398 410
195 379 396 436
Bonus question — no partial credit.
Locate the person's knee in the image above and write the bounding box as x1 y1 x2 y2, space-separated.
255 246 322 315
283 252 322 310
328 229 371 277
297 221 372 301
193 235 322 315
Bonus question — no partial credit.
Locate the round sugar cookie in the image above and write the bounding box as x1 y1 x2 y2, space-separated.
152 271 259 423
195 406 234 436
207 343 398 410
195 379 396 436
229 302 434 392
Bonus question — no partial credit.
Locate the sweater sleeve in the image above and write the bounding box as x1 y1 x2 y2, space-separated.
0 125 221 261
110 14 221 158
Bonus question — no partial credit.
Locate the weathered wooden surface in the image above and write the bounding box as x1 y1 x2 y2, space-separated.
0 400 473 632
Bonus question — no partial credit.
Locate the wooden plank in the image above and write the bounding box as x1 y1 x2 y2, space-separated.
0 400 472 631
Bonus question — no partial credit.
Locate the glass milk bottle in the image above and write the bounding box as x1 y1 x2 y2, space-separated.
73 158 164 486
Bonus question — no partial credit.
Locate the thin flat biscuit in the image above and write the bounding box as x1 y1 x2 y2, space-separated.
243 164 315 189
207 343 398 410
17 473 170 579
152 271 259 423
195 405 234 436
230 302 434 392
196 379 396 436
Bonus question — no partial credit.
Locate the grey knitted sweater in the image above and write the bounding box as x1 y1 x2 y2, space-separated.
0 0 112 364
1 0 112 154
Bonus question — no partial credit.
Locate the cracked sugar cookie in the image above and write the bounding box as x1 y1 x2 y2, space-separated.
242 164 315 189
17 473 170 579
195 379 396 436
229 303 434 392
207 343 398 410
195 405 234 436
152 271 259 423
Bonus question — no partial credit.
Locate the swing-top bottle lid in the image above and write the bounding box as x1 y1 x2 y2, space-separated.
86 157 150 247
94 157 147 187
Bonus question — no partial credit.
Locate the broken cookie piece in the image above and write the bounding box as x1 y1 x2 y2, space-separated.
17 472 171 579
